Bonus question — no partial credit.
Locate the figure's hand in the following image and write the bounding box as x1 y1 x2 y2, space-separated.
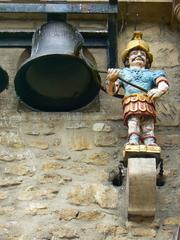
148 81 169 100
106 68 119 82
148 88 165 100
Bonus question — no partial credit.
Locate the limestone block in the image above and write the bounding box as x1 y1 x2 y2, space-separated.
156 101 180 127
52 227 79 239
0 191 8 200
0 153 25 162
95 133 118 147
71 135 93 151
92 122 112 132
163 217 180 225
152 42 179 68
25 203 48 216
28 140 49 150
96 224 117 235
157 134 180 148
42 161 64 171
0 177 22 187
81 151 111 165
77 210 104 221
17 186 59 201
66 122 88 129
0 207 15 216
57 208 78 221
4 163 34 176
68 163 96 175
68 183 118 209
38 173 65 184
131 227 157 237
96 224 128 235
0 131 24 148
52 154 71 161
127 158 156 218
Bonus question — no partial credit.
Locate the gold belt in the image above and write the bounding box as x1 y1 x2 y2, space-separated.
123 93 154 104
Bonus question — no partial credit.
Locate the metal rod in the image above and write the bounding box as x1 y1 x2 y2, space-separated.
98 69 148 93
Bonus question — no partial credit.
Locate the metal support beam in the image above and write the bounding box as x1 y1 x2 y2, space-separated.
0 3 117 14
0 1 119 68
107 0 118 68
0 30 108 48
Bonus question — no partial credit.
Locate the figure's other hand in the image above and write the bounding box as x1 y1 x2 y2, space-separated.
106 68 119 82
148 88 165 100
148 81 169 100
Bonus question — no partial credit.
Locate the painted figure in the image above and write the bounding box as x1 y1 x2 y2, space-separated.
106 31 169 146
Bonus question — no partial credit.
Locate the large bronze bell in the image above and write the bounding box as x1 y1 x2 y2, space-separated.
15 21 101 111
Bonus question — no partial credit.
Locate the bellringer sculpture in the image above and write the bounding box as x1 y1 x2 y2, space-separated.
106 31 169 219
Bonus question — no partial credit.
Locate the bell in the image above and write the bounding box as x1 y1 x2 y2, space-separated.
15 21 101 111
0 66 9 93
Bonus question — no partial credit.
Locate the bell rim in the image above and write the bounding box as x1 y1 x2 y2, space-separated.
14 53 100 112
0 67 9 93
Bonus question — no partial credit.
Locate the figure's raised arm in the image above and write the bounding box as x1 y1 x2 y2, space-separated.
106 68 121 96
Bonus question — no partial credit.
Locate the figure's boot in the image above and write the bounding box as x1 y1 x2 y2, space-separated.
142 135 158 146
127 132 140 145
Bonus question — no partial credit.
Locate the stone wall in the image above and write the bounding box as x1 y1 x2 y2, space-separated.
0 8 180 240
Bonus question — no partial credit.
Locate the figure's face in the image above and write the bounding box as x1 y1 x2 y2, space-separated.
128 49 147 68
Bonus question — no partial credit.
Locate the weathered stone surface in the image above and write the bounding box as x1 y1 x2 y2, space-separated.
0 224 9 239
96 224 127 235
53 153 71 161
18 186 59 201
152 42 179 68
52 138 61 147
163 217 180 225
106 237 128 240
52 227 79 239
4 164 34 176
0 178 22 187
126 219 160 229
25 131 40 136
77 210 104 221
68 163 96 175
71 136 93 151
25 203 48 215
0 207 15 216
28 141 49 150
131 227 157 237
94 184 119 209
95 134 118 147
66 122 88 129
68 183 118 209
156 102 180 126
164 169 177 177
0 131 24 148
157 134 180 147
42 131 55 136
81 152 111 165
57 208 79 221
42 162 64 171
92 123 112 132
38 173 66 184
0 191 8 200
0 153 25 162
96 224 117 235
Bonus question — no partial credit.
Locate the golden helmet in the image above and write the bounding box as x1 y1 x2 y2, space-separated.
121 31 153 65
